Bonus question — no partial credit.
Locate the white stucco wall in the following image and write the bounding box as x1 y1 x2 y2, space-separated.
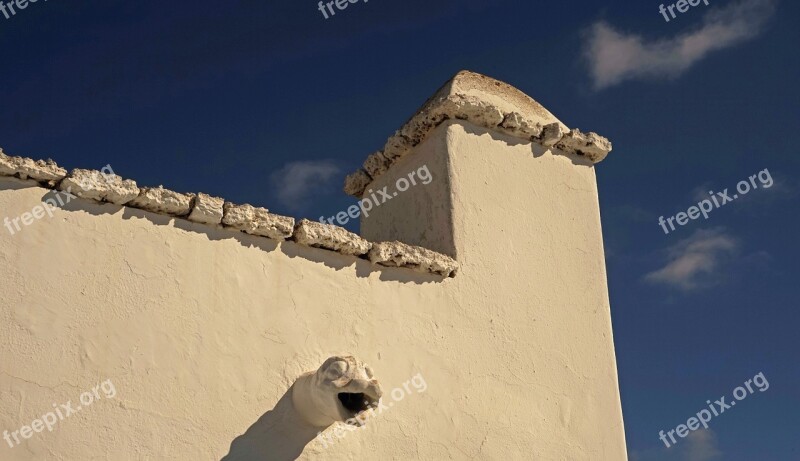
0 120 626 460
364 120 628 460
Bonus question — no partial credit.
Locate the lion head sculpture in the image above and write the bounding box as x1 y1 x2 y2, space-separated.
291 356 383 427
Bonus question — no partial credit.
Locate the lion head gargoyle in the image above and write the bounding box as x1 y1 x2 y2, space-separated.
291 356 383 428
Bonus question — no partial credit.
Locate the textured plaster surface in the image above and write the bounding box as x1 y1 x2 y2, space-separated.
361 120 628 460
0 72 625 460
0 177 451 461
0 121 626 460
359 128 457 258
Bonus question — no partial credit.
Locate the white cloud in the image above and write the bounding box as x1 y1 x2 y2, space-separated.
645 228 738 290
691 183 716 204
631 429 722 461
583 0 776 89
270 160 341 211
683 430 722 461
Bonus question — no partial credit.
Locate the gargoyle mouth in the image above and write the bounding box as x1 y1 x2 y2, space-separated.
337 392 379 416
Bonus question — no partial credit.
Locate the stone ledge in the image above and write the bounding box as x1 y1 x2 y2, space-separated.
369 241 459 277
343 169 372 197
0 148 459 278
343 71 612 198
554 128 613 163
293 219 372 256
222 202 294 241
0 148 67 185
58 168 140 205
129 186 195 217
188 193 224 225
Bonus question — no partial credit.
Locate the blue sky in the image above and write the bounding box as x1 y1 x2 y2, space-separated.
2 0 798 459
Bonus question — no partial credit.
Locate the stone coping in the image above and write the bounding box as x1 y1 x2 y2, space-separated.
0 149 458 278
344 70 612 197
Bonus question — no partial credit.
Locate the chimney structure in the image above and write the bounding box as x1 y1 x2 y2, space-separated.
347 70 627 456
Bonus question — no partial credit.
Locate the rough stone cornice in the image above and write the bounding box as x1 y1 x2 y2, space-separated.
0 149 458 278
344 70 612 198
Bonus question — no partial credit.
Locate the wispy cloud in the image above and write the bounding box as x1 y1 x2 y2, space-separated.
583 0 776 89
270 160 341 212
683 430 723 461
645 228 738 290
631 429 722 461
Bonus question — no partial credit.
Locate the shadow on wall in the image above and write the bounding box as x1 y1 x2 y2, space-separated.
221 385 319 461
461 122 595 168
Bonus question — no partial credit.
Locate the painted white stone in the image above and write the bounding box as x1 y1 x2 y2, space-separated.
362 151 391 178
369 240 459 277
58 169 139 205
555 129 613 162
343 169 372 198
382 132 413 161
439 93 505 127
0 149 67 183
129 186 195 216
293 219 372 256
498 111 543 140
540 122 567 147
188 193 224 225
344 72 612 197
222 202 294 240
